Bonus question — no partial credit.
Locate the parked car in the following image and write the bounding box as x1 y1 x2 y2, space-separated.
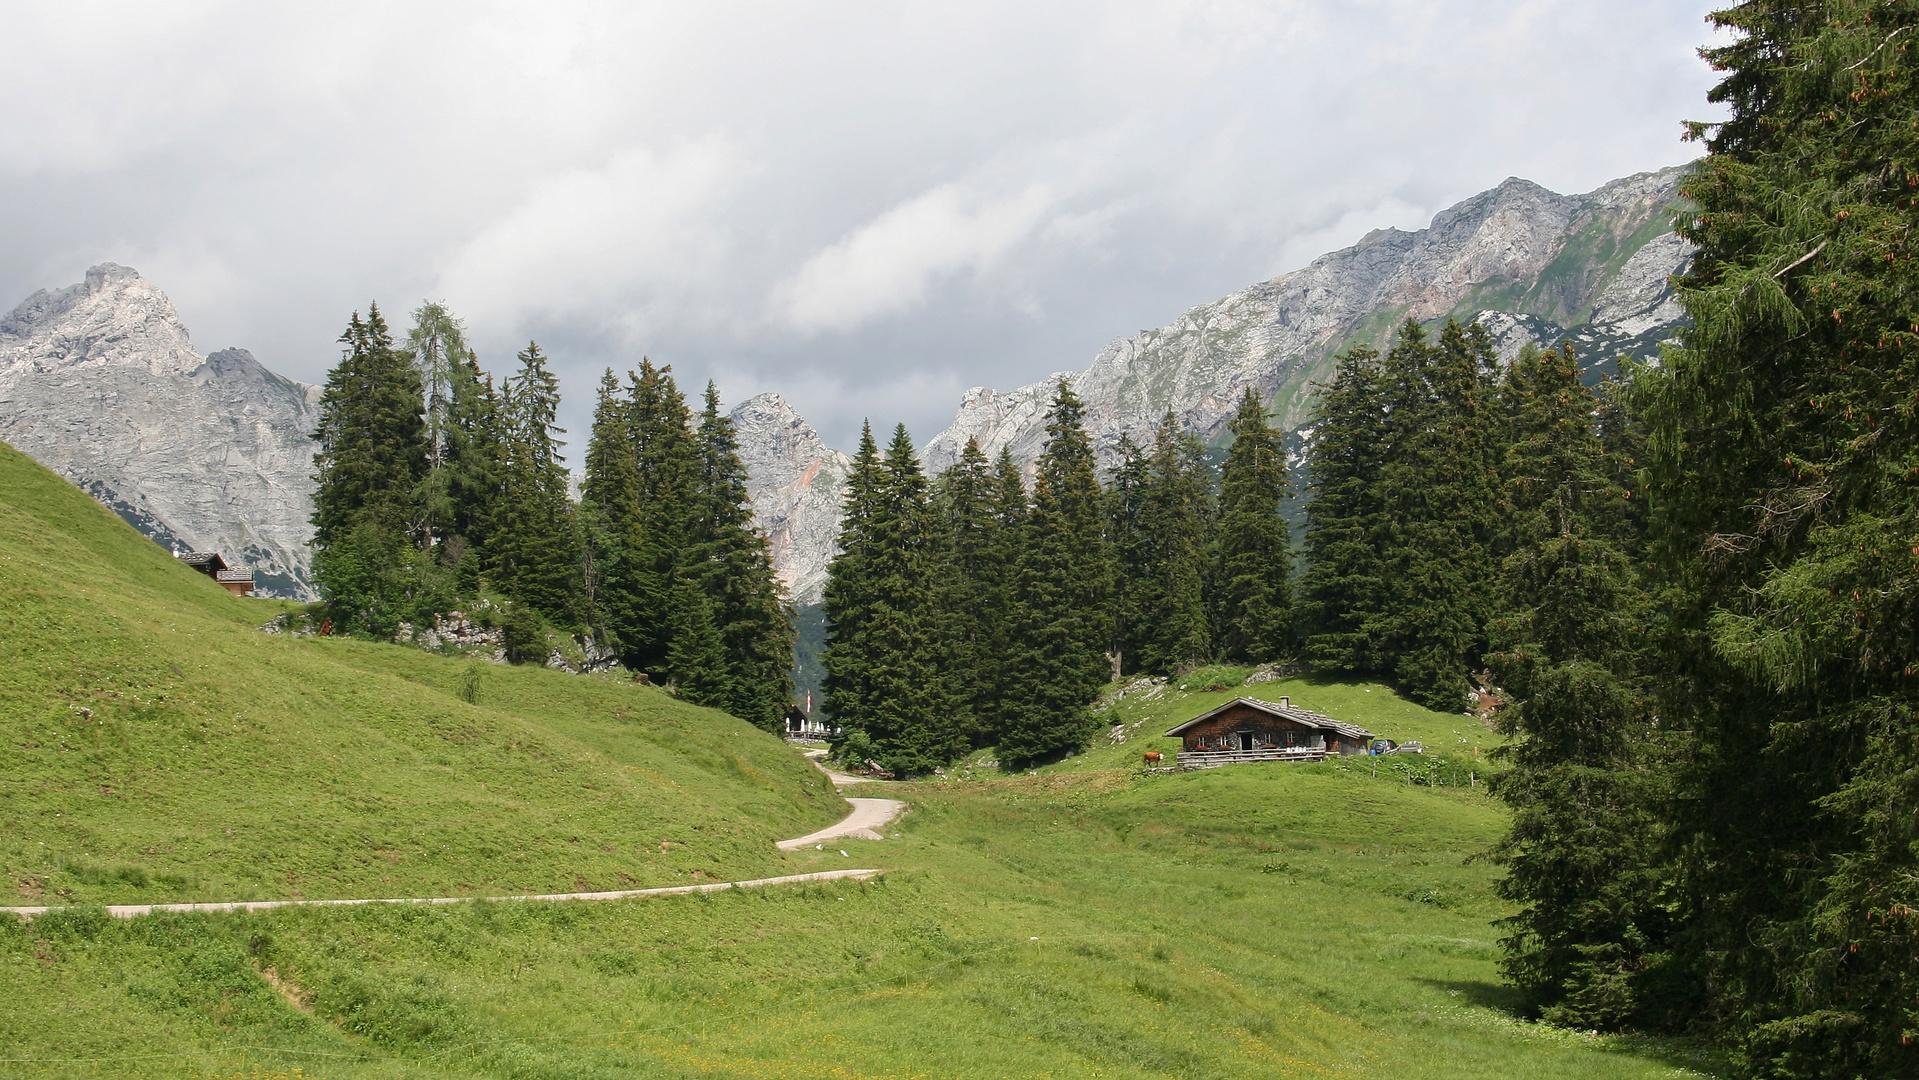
1368 739 1426 755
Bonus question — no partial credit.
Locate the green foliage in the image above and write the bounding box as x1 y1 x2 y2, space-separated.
998 381 1112 765
822 425 955 773
486 341 581 623
1300 342 1390 673
1133 411 1216 675
1301 320 1501 710
309 304 429 634
929 436 1005 748
1484 342 1676 1032
1631 3 1919 1074
1214 386 1295 663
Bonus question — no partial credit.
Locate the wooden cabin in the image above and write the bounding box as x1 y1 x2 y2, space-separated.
176 551 255 596
1162 697 1373 770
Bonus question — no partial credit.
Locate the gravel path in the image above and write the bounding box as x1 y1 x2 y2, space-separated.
776 798 908 850
1 868 883 922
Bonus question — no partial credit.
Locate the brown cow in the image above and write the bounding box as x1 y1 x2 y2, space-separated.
1143 751 1163 765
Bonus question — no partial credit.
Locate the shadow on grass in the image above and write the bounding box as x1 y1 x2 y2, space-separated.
1416 976 1529 1017
1415 978 1734 1077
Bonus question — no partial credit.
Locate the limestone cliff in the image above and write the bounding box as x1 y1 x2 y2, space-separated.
922 165 1693 473
729 392 849 606
0 264 319 597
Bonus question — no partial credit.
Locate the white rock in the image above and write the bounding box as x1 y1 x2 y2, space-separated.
0 264 319 598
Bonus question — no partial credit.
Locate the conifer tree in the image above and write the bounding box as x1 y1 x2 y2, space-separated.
1299 343 1389 672
690 382 795 730
998 381 1109 765
930 436 999 746
1103 433 1153 677
1135 411 1214 675
1636 6 1919 1070
822 424 885 739
600 361 702 677
979 447 1032 744
310 304 429 633
487 342 580 623
1485 341 1668 1031
406 302 472 548
1214 387 1293 663
821 424 953 772
1376 319 1499 709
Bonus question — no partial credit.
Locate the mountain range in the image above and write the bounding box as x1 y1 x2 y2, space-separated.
0 263 319 598
0 165 1691 610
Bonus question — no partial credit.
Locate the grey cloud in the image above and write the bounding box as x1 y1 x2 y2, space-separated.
0 0 1723 455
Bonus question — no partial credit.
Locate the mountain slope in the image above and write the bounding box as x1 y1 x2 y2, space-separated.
0 264 319 597
0 439 841 907
922 165 1691 473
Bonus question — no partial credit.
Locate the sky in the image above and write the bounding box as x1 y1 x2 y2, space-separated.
0 1 1725 457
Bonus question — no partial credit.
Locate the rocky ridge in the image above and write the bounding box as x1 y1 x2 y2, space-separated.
921 165 1693 473
729 393 850 606
0 264 319 597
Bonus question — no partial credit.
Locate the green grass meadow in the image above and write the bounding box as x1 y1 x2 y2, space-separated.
0 441 1722 1078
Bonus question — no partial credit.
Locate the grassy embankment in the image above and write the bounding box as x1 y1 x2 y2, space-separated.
0 441 1722 1078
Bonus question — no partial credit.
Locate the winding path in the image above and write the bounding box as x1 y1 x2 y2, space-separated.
5 750 907 922
1 868 884 921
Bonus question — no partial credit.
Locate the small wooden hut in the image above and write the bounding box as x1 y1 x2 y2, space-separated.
1162 697 1372 769
176 551 255 596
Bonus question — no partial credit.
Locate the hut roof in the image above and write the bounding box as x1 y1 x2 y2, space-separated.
176 551 229 572
1163 697 1373 743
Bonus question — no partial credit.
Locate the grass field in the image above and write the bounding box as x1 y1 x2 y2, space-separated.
0 441 1725 1078
0 440 843 907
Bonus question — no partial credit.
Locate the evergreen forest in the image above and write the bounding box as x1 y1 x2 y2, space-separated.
307 305 793 731
817 4 1919 1073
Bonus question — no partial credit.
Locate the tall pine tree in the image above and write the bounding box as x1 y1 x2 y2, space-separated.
486 342 580 624
1299 343 1389 672
1637 5 1919 1072
999 381 1110 765
1134 411 1214 675
1214 387 1294 663
310 304 428 634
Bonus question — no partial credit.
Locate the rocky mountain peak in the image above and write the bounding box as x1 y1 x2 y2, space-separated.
0 263 205 386
0 265 320 597
730 392 849 606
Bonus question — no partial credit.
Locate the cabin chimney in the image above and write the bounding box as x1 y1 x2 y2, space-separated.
1280 696 1290 708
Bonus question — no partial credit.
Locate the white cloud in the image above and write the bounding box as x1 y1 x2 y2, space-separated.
436 138 749 332
777 183 1055 334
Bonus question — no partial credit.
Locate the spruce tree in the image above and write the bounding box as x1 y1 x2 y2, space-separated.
486 342 580 624
1636 6 1919 1071
310 304 428 634
822 424 885 739
979 447 1032 745
406 301 472 549
1214 387 1294 663
1135 411 1214 675
690 381 795 731
1299 344 1389 672
821 424 953 772
1485 341 1669 1031
1103 433 1153 677
999 380 1109 765
1372 319 1500 710
930 436 999 747
600 361 702 677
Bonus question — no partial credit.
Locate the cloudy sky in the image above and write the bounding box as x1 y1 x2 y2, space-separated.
0 1 1722 455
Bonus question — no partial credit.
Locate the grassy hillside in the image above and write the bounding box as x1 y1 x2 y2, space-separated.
0 440 843 907
0 441 1723 1078
0 749 1722 1078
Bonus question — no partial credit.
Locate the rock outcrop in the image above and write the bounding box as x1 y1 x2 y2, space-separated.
729 393 849 606
0 264 320 597
921 165 1693 473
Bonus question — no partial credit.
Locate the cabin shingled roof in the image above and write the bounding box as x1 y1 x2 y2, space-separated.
1163 697 1373 743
